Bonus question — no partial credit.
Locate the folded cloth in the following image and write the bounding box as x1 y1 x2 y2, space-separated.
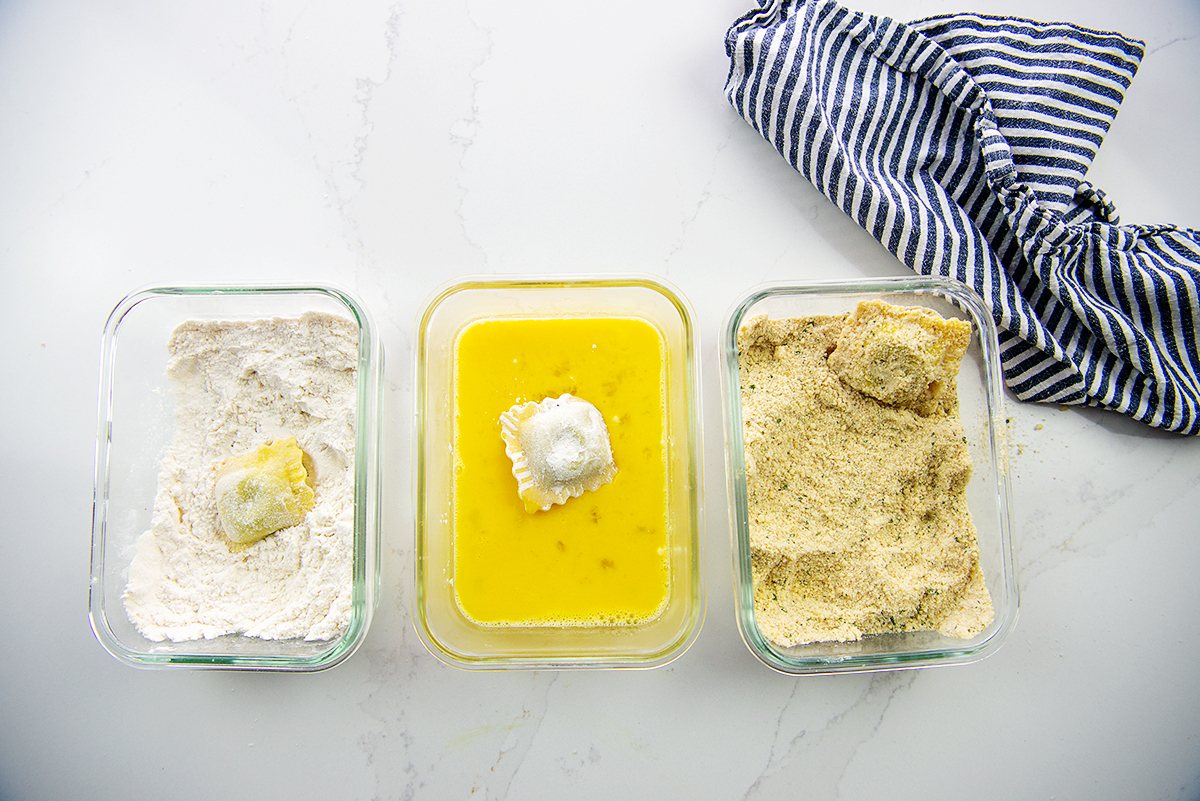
725 0 1200 434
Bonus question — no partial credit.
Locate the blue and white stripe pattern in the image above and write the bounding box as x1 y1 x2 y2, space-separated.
725 0 1200 434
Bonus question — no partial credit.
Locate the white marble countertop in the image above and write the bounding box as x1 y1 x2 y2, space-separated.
2 0 1198 798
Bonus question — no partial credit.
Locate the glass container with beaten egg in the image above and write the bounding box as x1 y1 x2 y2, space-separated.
413 275 704 670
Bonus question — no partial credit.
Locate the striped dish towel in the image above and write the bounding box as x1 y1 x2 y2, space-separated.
725 0 1200 434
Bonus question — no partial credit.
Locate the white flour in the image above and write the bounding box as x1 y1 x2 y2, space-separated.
123 312 359 643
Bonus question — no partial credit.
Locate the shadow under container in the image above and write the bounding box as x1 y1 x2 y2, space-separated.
414 274 705 669
90 285 382 671
720 276 1018 674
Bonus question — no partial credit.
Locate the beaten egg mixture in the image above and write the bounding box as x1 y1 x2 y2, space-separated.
452 316 670 627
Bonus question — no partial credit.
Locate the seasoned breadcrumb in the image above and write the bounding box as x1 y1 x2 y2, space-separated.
738 304 992 646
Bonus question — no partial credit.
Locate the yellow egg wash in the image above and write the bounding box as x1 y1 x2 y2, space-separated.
452 316 669 626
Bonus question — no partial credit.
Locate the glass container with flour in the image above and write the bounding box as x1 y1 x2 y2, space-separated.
90 285 381 671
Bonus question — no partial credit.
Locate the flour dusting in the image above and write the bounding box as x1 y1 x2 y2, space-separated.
123 312 359 643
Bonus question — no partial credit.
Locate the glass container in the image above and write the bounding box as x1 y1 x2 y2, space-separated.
720 276 1017 674
413 273 705 669
90 284 381 670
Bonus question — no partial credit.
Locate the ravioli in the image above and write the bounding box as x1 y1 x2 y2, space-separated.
214 437 315 545
499 393 617 513
827 299 971 415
